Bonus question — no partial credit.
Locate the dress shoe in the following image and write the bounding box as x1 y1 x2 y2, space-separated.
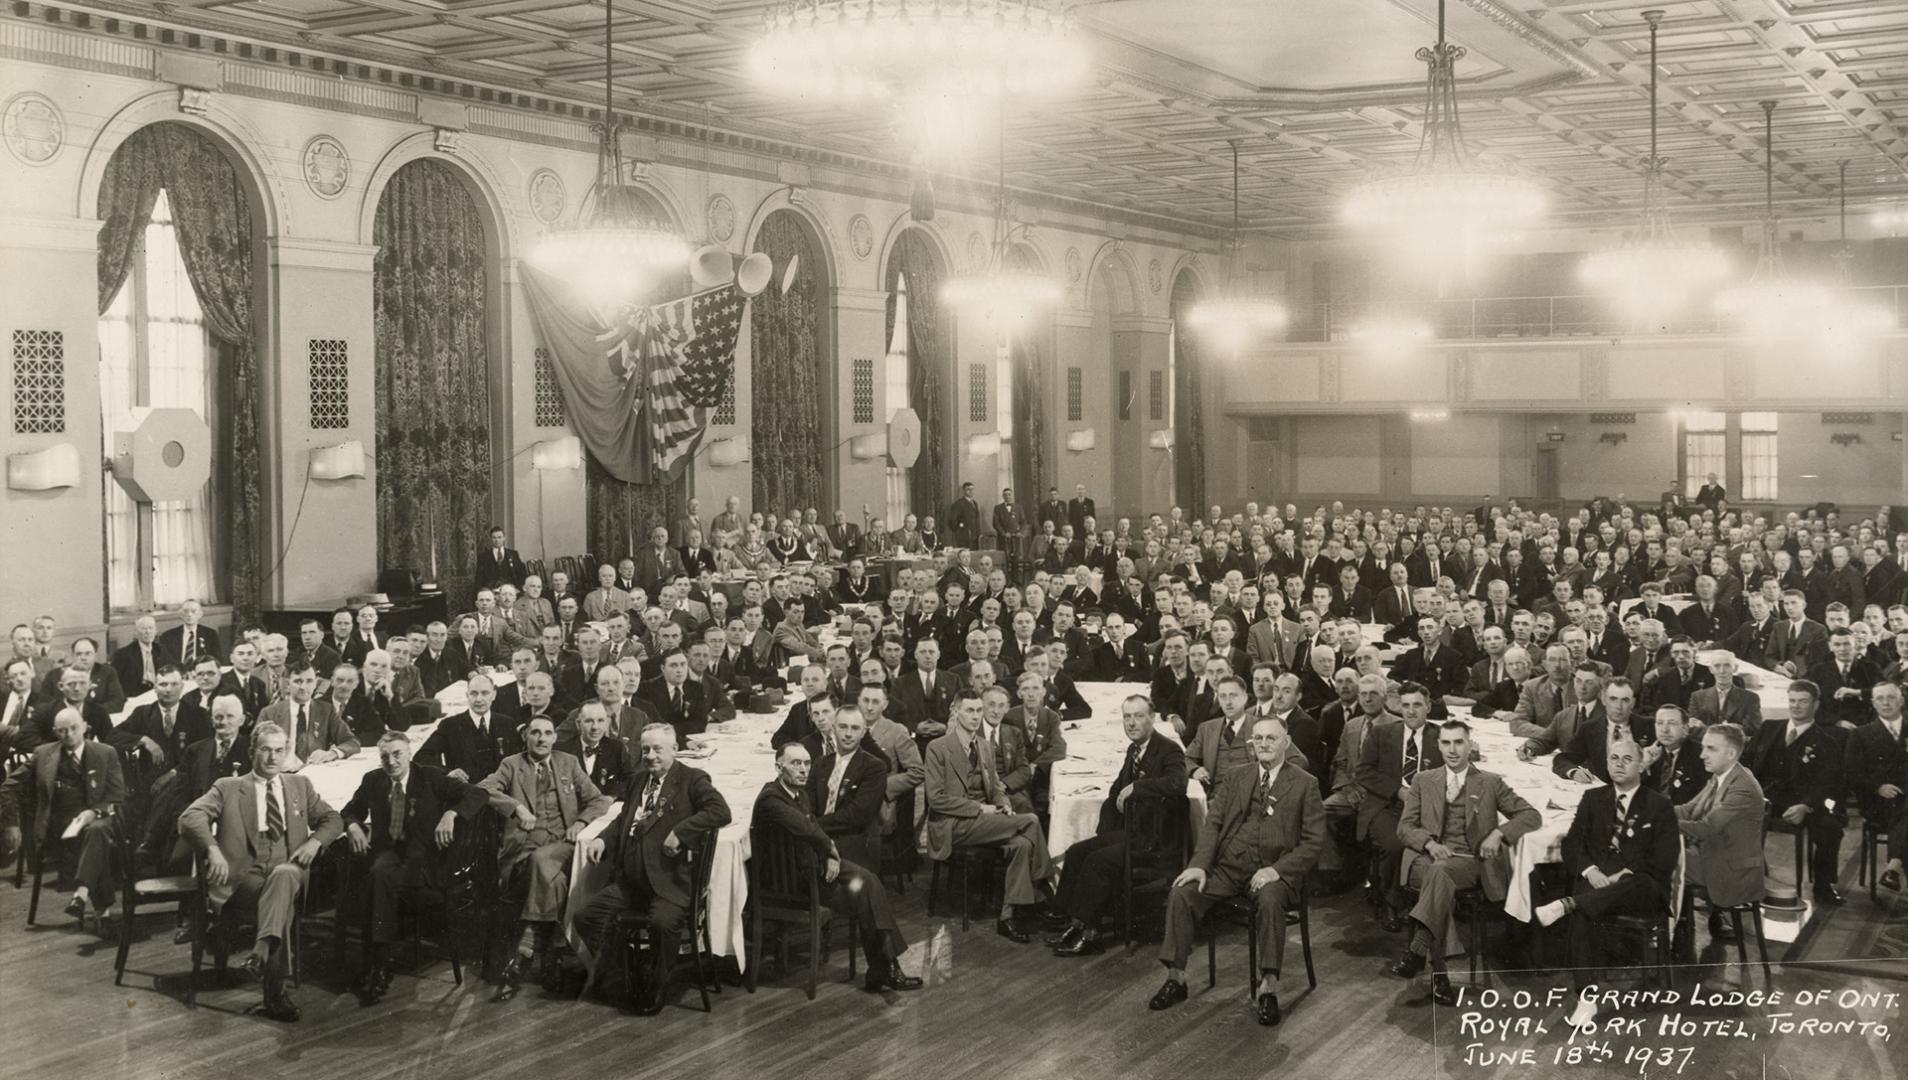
1388 951 1425 980
355 965 390 1003
995 917 1031 944
1707 916 1739 943
1255 991 1282 1027
1053 931 1104 957
1148 979 1188 1011
864 960 923 993
1038 908 1071 933
1043 926 1079 948
1378 910 1406 933
1880 867 1904 892
64 895 87 919
634 979 667 1017
493 955 527 1001
172 925 194 946
1812 884 1845 906
238 953 265 983
1430 975 1459 1008
250 993 302 1023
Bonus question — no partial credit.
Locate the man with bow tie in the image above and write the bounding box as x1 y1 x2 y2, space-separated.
577 722 729 1013
1539 735 1679 1028
1148 716 1322 1029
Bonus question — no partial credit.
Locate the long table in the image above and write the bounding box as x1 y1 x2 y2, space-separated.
1045 682 1204 866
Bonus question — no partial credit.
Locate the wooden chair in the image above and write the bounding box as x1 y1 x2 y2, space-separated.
1118 791 1188 952
1765 814 1812 892
1593 912 1673 988
877 788 917 892
926 846 1001 932
1452 886 1498 982
111 794 200 996
1858 818 1889 902
1685 882 1772 983
605 835 717 1012
1203 878 1316 998
747 821 858 999
340 811 498 987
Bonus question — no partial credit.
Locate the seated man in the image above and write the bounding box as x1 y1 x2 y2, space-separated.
924 690 1059 942
1744 681 1848 905
1674 722 1767 942
1388 720 1542 1007
417 673 516 782
1358 684 1442 930
0 708 125 923
1853 681 1908 891
1050 695 1187 957
257 662 361 770
1643 705 1707 806
979 686 1036 815
810 706 890 869
178 721 343 1022
1537 736 1680 1029
751 741 923 994
478 714 614 997
341 731 484 1002
555 700 636 794
1148 717 1322 1029
576 722 731 1014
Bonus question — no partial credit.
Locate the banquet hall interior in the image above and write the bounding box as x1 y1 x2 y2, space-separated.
3 0 1908 1077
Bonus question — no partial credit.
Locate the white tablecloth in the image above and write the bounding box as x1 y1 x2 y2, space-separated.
1045 682 1205 865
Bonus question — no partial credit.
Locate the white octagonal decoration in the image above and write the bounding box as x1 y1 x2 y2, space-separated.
111 407 212 503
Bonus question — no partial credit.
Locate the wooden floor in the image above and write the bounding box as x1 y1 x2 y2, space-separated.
2 849 1904 1080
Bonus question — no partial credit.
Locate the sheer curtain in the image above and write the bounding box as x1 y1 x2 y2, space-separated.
98 190 216 608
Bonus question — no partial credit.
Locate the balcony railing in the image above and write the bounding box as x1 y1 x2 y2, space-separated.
1283 284 1908 343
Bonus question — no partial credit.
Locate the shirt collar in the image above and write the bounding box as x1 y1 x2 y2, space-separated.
1444 765 1469 790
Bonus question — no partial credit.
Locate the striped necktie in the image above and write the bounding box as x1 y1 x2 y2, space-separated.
266 781 285 839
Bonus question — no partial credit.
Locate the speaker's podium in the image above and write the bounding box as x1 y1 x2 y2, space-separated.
260 569 449 643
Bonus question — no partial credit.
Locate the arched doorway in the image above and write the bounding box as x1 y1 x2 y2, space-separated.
94 120 267 623
1169 269 1207 514
750 209 830 517
372 158 496 607
884 227 952 525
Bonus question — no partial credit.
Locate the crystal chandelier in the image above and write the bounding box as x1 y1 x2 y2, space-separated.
1185 140 1287 351
942 114 1060 324
1580 10 1727 326
1342 0 1544 247
1713 101 1832 337
748 0 1087 103
528 0 688 313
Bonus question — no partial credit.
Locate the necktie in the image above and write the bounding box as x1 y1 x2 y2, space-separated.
1786 725 1798 746
1490 660 1502 685
1403 730 1422 782
1261 768 1275 814
671 686 681 712
536 760 552 797
643 777 661 814
161 706 174 739
390 779 406 842
142 646 155 686
184 634 195 665
293 703 305 751
475 712 487 739
1659 747 1676 792
215 738 229 762
266 781 284 839
968 737 981 772
1398 587 1411 616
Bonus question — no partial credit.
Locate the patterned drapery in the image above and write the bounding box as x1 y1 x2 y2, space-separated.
884 229 949 520
95 121 263 623
586 453 682 565
750 211 826 514
1170 272 1207 514
1005 245 1048 507
373 158 493 610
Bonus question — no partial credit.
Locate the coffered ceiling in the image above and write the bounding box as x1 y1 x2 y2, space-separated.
36 0 1908 236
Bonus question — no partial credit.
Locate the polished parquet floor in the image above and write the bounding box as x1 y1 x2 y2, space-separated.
2 839 1904 1080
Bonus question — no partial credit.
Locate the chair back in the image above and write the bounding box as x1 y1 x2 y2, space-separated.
749 820 821 912
1125 790 1190 869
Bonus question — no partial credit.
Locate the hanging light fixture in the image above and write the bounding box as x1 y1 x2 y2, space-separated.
529 0 689 313
1713 101 1832 337
1184 140 1287 351
942 110 1060 325
1825 159 1895 342
1342 0 1544 249
1580 10 1727 326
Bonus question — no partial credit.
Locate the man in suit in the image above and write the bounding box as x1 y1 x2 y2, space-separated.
341 731 484 1000
107 663 210 794
1807 627 1880 729
256 663 360 770
1391 616 1464 718
810 706 889 869
1372 563 1419 641
1640 637 1717 715
112 614 165 697
442 615 498 681
1388 719 1542 1007
1148 715 1323 1028
417 673 519 782
925 691 1058 941
1686 653 1763 733
584 564 634 625
157 598 221 671
178 720 343 1022
478 714 614 996
16 666 109 750
1048 695 1186 956
506 580 554 648
1679 575 1738 646
1093 615 1150 682
1539 735 1680 1026
1852 681 1908 892
1358 684 1443 930
639 652 709 748
1765 589 1828 677
1644 705 1708 806
948 482 983 550
979 686 1038 814
1556 677 1654 784
292 618 342 685
555 701 637 794
1744 681 1849 904
1067 484 1096 539
890 637 958 745
36 638 126 716
1676 722 1767 940
634 527 684 600
771 599 826 671
677 529 718 579
0 708 125 922
992 488 1024 560
142 695 252 868
476 525 527 590
575 721 732 1011
0 657 44 750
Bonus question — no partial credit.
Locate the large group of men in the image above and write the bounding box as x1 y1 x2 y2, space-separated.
4 486 1906 1036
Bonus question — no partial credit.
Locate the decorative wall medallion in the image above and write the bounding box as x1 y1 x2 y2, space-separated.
2 93 63 165
706 193 736 242
967 231 987 271
528 168 566 225
1147 258 1164 294
850 214 874 260
301 135 350 199
1064 246 1082 285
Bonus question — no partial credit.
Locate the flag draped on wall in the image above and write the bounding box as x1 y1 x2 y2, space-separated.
521 264 746 482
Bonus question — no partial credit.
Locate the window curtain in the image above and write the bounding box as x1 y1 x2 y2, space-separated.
750 211 826 514
884 229 948 520
1005 247 1048 507
373 159 493 610
1170 273 1207 514
95 121 262 624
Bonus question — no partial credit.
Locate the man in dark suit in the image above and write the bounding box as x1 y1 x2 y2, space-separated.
1639 637 1717 715
1851 681 1907 891
1678 577 1738 646
947 482 983 550
1037 488 1068 536
142 696 253 866
156 598 221 670
634 526 684 600
825 511 863 562
105 664 210 784
1807 627 1880 729
676 531 718 578
18 665 112 750
340 731 485 1000
1764 589 1828 677
1644 705 1708 806
575 722 732 1013
416 674 520 782
442 615 497 682
1357 685 1442 929
476 525 527 590
1390 616 1464 718
889 638 958 745
111 614 165 696
1540 733 1679 1026
0 708 126 921
1557 678 1655 785
556 700 637 794
1067 485 1096 540
1092 616 1150 682
1050 696 1186 956
555 629 610 711
1745 681 1849 904
992 488 1024 560
1686 653 1763 733
0 657 43 750
639 652 710 748
809 706 890 869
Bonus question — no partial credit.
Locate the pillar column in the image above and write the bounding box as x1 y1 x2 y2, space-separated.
834 287 891 523
1111 313 1173 521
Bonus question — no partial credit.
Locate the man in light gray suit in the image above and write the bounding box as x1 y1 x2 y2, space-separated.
256 662 360 769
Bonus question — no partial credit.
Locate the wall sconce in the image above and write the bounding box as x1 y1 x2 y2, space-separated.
1830 432 1864 447
1065 428 1097 453
1597 432 1628 446
6 442 81 491
310 440 367 480
967 432 1002 458
708 438 748 468
530 436 583 471
1148 429 1174 451
850 433 887 460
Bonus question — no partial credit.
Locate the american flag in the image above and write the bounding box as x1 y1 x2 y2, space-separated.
601 284 746 474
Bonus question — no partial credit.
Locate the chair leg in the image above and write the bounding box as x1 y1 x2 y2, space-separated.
1729 910 1748 974
1245 915 1259 1001
1206 920 1217 990
26 859 44 926
1300 901 1316 990
1750 906 1770 983
806 916 821 1001
113 895 135 984
848 915 859 981
926 862 941 919
958 860 971 932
